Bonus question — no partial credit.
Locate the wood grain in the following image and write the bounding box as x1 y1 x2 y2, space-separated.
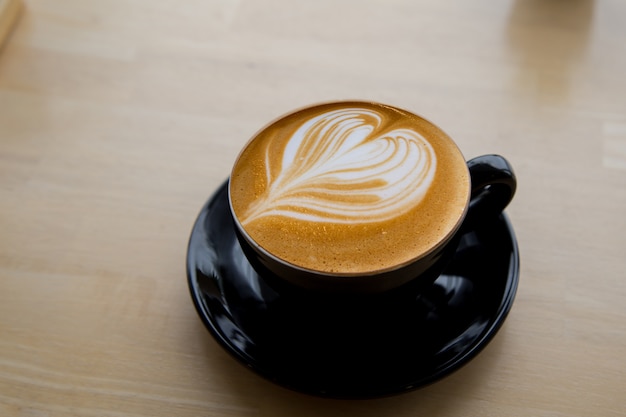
0 0 22 49
1 0 626 416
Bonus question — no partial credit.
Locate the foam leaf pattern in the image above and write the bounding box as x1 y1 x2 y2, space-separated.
240 108 437 225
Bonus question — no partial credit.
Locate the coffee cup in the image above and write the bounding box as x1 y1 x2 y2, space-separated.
228 101 516 294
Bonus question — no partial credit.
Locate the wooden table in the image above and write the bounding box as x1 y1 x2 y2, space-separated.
1 0 625 415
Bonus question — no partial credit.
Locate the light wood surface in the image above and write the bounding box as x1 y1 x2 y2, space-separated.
1 0 625 415
0 0 22 48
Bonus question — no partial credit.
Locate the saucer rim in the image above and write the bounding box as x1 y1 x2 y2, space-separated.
187 180 520 398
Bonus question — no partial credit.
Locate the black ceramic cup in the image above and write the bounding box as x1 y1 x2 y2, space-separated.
228 102 516 296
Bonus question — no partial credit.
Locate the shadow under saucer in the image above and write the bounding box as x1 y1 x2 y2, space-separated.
187 181 520 398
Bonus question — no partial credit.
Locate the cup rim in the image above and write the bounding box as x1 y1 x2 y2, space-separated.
227 100 471 279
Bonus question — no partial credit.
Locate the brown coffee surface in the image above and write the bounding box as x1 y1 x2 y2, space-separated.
229 101 470 274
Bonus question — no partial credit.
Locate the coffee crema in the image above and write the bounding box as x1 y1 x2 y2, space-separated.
229 101 470 275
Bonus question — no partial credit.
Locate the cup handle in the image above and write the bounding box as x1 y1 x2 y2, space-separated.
463 154 517 229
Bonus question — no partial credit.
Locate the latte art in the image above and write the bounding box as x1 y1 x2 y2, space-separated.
230 102 470 274
240 108 437 225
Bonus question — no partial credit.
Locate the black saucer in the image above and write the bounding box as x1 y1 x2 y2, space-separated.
187 181 520 398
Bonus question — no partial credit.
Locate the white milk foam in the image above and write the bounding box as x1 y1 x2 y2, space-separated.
240 108 437 225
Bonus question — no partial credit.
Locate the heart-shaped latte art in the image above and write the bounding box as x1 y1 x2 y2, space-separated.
240 108 437 225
